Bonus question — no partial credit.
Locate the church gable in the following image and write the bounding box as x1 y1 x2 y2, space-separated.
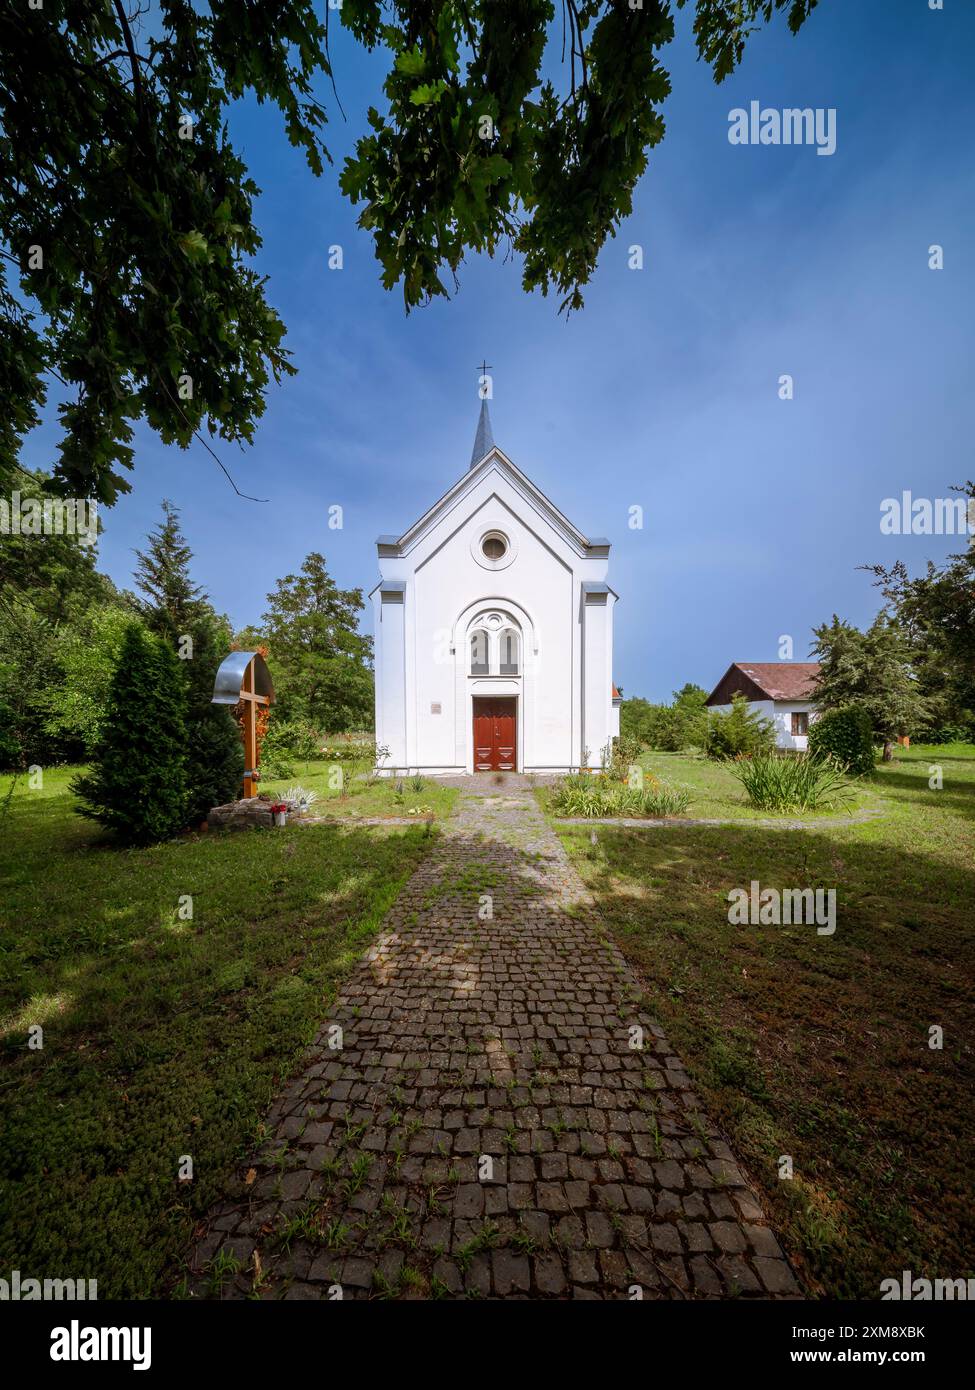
381 446 605 562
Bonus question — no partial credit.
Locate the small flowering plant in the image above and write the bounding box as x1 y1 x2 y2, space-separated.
269 802 288 815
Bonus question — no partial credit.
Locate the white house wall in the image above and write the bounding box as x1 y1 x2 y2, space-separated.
770 700 817 751
709 698 817 751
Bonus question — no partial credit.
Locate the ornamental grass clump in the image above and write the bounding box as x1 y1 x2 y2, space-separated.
549 774 690 819
730 752 851 814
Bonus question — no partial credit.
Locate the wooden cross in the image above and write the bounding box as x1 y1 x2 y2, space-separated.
237 657 272 798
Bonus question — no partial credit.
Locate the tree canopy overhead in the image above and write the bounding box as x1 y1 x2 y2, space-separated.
1 0 818 505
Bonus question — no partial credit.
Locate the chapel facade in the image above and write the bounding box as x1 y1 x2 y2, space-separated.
370 402 619 776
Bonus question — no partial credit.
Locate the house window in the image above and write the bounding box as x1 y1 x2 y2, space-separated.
470 629 489 675
499 628 519 675
791 711 809 736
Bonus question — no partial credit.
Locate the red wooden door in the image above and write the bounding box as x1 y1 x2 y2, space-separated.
473 698 517 771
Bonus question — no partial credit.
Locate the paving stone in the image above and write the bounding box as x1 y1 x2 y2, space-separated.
745 1224 784 1258
308 1254 343 1285
680 1221 713 1253
733 1191 766 1223
537 1181 569 1213
420 1218 451 1251
464 1252 492 1297
689 1255 723 1296
533 1253 567 1295
623 1183 654 1213
710 1220 747 1254
508 1182 534 1210
453 1184 484 1219
598 1249 629 1289
650 1223 683 1254
754 1256 801 1295
341 1257 375 1290
622 1248 660 1291
715 1255 763 1295
654 1160 686 1190
484 1187 509 1216
432 1257 463 1295
555 1214 585 1248
492 1249 531 1295
585 1211 615 1248
595 1182 625 1210
568 1249 600 1284
708 1192 738 1220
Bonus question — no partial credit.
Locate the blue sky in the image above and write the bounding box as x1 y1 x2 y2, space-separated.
24 0 975 701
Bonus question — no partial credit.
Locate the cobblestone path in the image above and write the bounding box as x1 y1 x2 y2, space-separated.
186 786 800 1300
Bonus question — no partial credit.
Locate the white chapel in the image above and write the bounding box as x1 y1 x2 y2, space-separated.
371 400 620 776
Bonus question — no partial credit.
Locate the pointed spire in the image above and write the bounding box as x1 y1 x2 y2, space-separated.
470 396 495 468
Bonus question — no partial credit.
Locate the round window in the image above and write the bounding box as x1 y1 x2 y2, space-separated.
482 534 507 560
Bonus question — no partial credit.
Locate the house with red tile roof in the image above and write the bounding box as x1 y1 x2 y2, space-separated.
705 662 821 750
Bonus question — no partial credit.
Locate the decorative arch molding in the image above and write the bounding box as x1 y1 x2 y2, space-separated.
454 596 537 658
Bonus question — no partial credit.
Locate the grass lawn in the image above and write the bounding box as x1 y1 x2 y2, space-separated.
0 765 438 1297
552 745 975 1297
259 758 458 821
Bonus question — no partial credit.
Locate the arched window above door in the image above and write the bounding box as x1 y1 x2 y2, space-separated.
470 629 489 675
499 628 520 675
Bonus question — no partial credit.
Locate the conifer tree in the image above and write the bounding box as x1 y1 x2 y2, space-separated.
134 502 242 818
73 625 188 844
811 615 926 761
133 501 207 643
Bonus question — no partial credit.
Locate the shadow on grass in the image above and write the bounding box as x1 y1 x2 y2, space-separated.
561 819 975 1298
0 787 436 1297
870 769 975 820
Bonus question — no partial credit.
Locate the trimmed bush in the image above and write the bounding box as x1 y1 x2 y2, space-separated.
808 705 875 775
730 752 851 813
706 693 775 759
73 624 188 844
